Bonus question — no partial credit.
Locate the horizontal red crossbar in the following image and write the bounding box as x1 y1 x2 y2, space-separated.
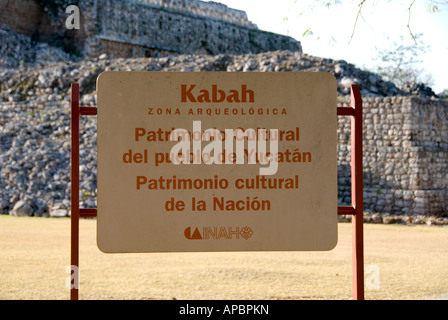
80 107 97 116
338 206 356 215
337 107 355 116
80 207 354 218
78 207 355 218
79 208 97 218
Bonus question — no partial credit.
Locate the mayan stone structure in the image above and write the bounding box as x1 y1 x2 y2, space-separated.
0 1 447 218
0 0 302 58
92 0 302 57
338 96 448 216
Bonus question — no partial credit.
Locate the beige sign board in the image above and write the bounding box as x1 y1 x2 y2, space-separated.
96 72 337 253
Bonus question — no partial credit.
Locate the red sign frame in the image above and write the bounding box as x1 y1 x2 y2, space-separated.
69 82 364 300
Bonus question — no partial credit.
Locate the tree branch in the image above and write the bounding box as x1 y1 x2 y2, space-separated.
349 0 367 44
407 0 417 44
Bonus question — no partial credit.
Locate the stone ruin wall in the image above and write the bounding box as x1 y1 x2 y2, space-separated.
0 0 53 40
136 0 257 28
338 96 448 216
0 0 302 58
91 0 301 58
0 0 93 56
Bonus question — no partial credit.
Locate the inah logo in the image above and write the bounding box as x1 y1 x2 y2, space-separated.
184 226 253 240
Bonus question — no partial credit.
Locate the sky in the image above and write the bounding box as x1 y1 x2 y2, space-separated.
205 0 448 93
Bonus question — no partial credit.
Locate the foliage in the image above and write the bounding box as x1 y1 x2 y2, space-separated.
297 0 448 44
296 1 446 89
371 34 434 88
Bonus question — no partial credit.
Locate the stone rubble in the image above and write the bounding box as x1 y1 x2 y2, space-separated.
1 50 439 104
0 25 75 69
0 51 445 224
402 82 437 97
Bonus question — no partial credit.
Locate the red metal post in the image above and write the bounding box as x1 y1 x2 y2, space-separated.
350 85 364 300
336 85 364 300
70 83 80 300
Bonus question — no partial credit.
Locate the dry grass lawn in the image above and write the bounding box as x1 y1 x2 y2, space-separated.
0 215 447 300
